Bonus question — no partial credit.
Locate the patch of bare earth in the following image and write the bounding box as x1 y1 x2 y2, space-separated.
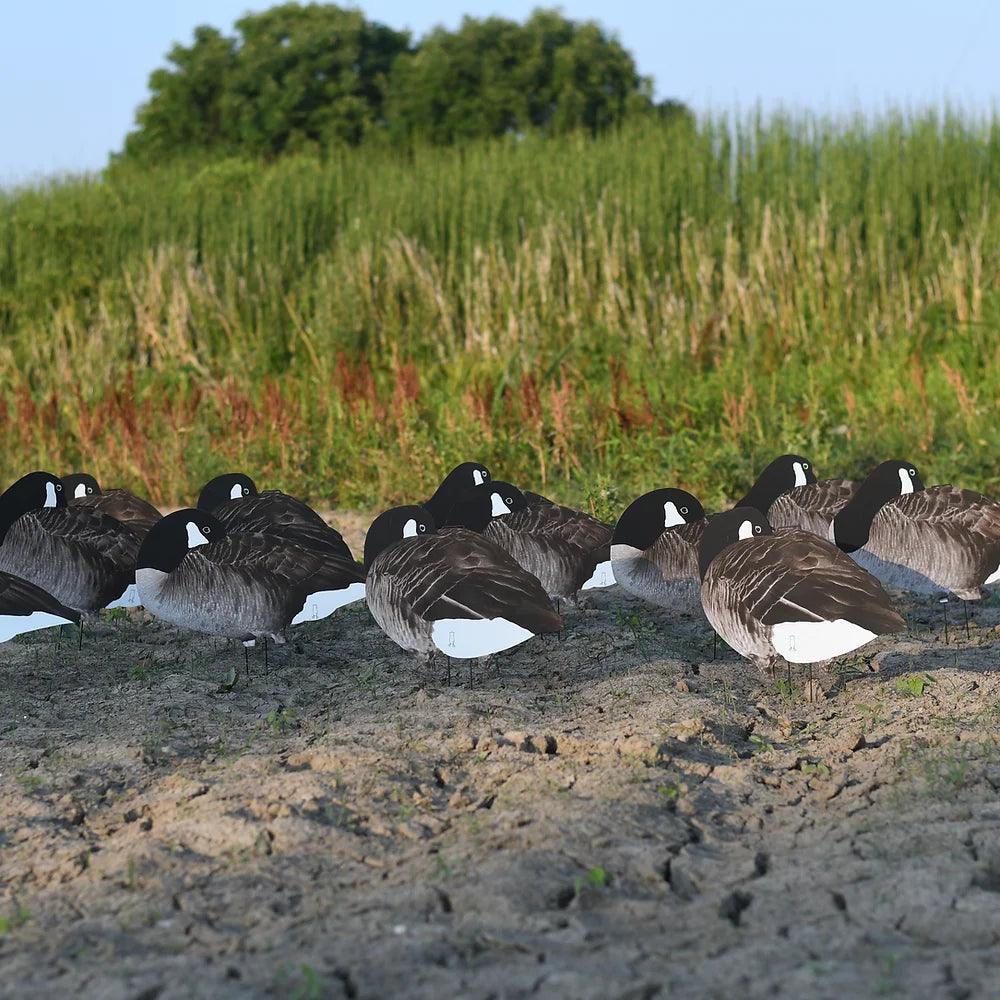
2 554 1000 998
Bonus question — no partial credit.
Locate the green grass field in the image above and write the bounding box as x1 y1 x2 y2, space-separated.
2 110 998 513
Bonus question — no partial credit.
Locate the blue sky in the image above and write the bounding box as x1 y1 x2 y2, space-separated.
2 0 996 185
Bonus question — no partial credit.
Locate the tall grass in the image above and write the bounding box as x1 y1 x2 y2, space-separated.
1 110 999 511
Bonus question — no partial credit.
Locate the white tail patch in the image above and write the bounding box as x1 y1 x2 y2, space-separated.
770 619 878 664
431 617 534 658
0 610 75 643
663 501 685 528
793 463 808 487
291 582 366 624
983 564 1000 587
106 583 141 609
581 559 616 590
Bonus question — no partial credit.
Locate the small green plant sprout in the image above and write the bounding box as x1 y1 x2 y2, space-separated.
748 734 775 755
0 901 31 934
775 678 801 704
801 760 831 778
573 866 612 896
894 674 934 698
656 783 680 799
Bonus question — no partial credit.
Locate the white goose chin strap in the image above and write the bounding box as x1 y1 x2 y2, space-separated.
793 463 808 488
898 469 914 494
738 519 755 540
186 522 211 548
44 482 58 507
662 501 685 528
491 493 511 516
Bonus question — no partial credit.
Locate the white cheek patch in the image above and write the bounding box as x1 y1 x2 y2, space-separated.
472 470 485 486
793 463 808 488
431 617 534 658
402 518 418 538
186 522 211 548
230 484 243 500
581 559 616 590
771 619 878 663
74 484 88 499
898 469 914 494
738 519 755 540
663 501 686 528
44 482 58 507
491 493 511 516
291 582 366 624
0 610 76 643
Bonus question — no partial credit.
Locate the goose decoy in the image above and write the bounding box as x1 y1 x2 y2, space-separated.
136 509 366 643
61 473 162 537
364 505 563 659
831 460 1000 600
422 462 492 525
0 572 80 642
443 482 615 601
60 473 162 609
610 488 708 613
735 454 855 537
700 507 905 674
197 473 356 563
0 471 141 615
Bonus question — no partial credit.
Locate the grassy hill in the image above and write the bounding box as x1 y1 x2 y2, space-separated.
2 111 999 511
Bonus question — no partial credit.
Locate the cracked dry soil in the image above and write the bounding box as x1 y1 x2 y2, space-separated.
3 559 1000 999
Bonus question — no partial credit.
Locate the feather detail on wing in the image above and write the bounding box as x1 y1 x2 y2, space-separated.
370 531 562 635
709 530 904 635
868 486 1000 594
768 479 856 535
210 491 354 560
72 490 162 536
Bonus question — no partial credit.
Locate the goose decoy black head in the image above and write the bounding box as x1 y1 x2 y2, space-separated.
137 509 227 574
61 473 101 500
698 507 773 579
612 488 706 550
0 471 67 539
443 482 528 533
198 473 257 511
364 505 436 568
832 460 924 553
735 454 817 512
423 462 491 524
610 488 708 614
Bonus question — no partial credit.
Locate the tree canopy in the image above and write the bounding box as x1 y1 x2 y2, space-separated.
121 4 669 162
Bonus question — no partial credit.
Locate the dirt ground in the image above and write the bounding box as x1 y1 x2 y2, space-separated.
3 514 1000 999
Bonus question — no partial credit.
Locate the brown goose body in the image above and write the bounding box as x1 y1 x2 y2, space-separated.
767 479 856 537
701 509 905 674
137 510 365 642
483 502 614 600
0 571 81 641
365 509 563 658
847 486 1000 600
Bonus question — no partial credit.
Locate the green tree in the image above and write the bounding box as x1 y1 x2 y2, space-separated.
121 3 409 162
122 25 237 160
385 8 654 145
